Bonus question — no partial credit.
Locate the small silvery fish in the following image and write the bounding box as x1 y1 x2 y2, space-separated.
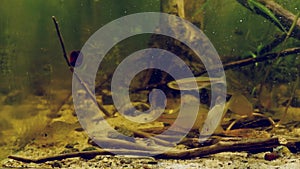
167 76 225 90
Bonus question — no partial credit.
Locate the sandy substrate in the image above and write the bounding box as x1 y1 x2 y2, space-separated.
2 152 300 168
1 93 300 168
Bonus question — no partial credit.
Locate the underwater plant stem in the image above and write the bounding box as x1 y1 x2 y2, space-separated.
287 12 300 37
52 16 111 117
257 12 299 111
160 0 185 18
52 16 71 68
237 0 300 40
258 34 287 55
258 11 300 55
277 56 300 126
246 0 287 33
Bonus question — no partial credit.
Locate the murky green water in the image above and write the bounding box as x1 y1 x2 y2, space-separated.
0 0 159 159
0 0 159 95
0 0 299 163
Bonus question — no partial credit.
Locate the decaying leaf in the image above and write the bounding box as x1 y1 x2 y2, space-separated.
157 95 208 130
228 94 253 117
259 85 273 109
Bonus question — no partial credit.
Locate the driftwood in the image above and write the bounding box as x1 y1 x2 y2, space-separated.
131 129 175 146
197 46 300 76
9 137 300 163
130 46 300 90
236 0 300 40
224 47 300 70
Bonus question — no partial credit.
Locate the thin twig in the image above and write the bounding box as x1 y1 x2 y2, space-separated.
8 150 114 164
52 16 111 117
9 137 292 163
257 12 300 111
73 71 112 117
277 56 300 126
52 16 71 68
132 129 174 146
197 47 300 76
226 112 276 131
258 34 287 55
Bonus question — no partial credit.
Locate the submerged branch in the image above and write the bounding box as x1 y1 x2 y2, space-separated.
10 137 300 163
236 0 300 40
129 47 300 92
52 16 112 117
52 16 71 68
258 34 287 55
197 47 300 76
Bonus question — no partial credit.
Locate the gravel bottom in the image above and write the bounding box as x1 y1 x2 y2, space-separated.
2 152 300 169
2 96 300 168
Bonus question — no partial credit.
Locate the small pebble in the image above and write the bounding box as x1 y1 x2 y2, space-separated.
65 143 74 149
82 146 97 151
147 161 158 165
74 127 84 132
51 161 62 168
264 152 280 161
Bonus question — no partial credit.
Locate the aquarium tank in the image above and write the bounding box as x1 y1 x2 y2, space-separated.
0 0 300 168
